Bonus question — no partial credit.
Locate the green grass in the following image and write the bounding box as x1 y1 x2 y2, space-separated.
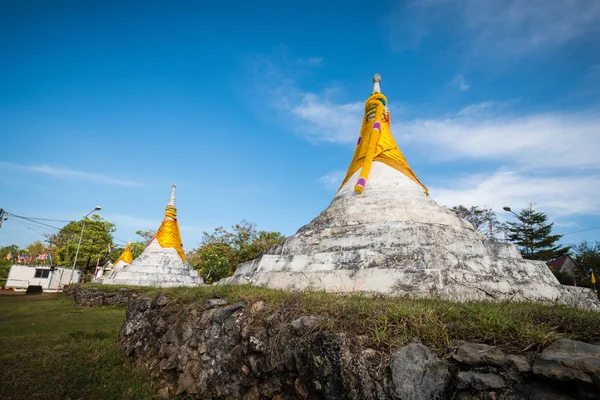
0 293 155 400
155 284 600 354
2 285 598 400
75 283 156 293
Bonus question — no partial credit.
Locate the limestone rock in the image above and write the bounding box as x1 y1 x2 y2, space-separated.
114 289 600 400
205 298 229 309
389 343 451 400
507 355 531 373
456 371 507 391
453 343 509 368
533 338 600 387
152 292 169 308
211 301 246 324
66 285 144 307
291 316 326 336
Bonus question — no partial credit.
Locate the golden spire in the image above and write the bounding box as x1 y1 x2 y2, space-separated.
155 184 186 261
114 242 133 265
339 74 428 195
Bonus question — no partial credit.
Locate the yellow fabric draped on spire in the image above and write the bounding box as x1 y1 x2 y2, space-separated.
339 92 428 195
155 205 186 261
114 243 133 265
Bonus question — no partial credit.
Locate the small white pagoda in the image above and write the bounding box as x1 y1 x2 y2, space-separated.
94 242 133 282
101 185 204 287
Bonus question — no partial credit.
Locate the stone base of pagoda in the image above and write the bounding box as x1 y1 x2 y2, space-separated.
101 240 203 288
220 162 599 310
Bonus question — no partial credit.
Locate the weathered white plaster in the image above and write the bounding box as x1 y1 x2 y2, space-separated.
101 185 204 288
94 260 126 283
222 162 599 309
101 239 203 287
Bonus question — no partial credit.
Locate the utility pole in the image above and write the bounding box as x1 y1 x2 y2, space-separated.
70 206 102 283
0 208 7 228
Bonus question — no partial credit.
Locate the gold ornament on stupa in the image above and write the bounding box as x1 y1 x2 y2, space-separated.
113 242 133 265
154 184 186 261
340 74 428 195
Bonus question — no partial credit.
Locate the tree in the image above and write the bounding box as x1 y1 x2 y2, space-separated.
188 242 237 283
0 244 19 287
0 245 19 259
188 220 286 282
26 240 48 258
571 240 600 287
135 229 156 243
106 229 156 264
243 230 286 262
129 242 144 259
129 229 156 259
450 205 506 240
47 214 116 273
505 204 570 261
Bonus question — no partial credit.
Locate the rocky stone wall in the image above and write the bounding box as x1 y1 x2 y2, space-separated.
66 285 145 307
120 292 600 400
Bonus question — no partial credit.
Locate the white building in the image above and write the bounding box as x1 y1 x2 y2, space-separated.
5 264 81 292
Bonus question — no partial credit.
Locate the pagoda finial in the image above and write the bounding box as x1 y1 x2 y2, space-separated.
338 74 429 196
373 74 382 94
168 184 176 208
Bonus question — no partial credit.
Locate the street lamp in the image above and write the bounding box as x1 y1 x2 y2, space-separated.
504 205 536 258
502 206 520 244
502 206 519 218
70 206 102 283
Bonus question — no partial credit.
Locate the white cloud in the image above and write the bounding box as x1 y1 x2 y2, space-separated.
403 108 600 170
430 170 600 216
390 0 600 58
265 79 600 220
456 102 496 116
274 88 600 173
297 57 323 66
246 49 600 222
450 74 469 91
318 170 346 190
0 162 142 187
291 95 363 144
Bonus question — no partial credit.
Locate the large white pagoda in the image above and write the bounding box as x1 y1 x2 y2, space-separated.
222 75 598 309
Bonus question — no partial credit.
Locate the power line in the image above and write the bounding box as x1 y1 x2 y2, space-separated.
562 226 600 237
5 213 70 223
5 219 55 233
30 217 71 222
3 220 49 238
112 236 129 244
4 213 63 230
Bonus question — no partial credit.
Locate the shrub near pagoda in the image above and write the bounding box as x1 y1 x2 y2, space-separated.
188 221 285 283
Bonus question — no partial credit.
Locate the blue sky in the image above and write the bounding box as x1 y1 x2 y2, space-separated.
1 0 599 250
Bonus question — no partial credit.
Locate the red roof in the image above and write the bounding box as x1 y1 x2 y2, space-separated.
546 256 571 270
